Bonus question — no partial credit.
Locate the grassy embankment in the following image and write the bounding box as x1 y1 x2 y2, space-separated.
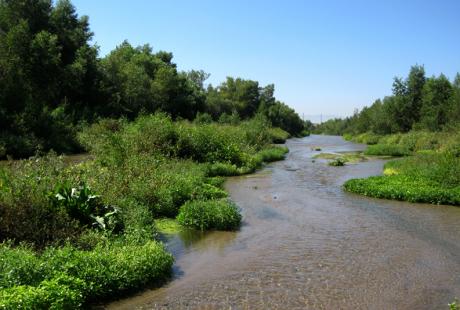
0 114 290 309
343 130 460 205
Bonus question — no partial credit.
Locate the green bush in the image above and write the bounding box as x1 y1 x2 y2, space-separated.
268 127 290 143
177 199 242 230
0 155 84 247
364 144 411 156
0 241 173 306
256 146 289 163
353 132 381 145
0 274 85 310
49 182 122 232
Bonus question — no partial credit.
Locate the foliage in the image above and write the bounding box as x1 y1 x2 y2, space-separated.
177 199 242 231
0 274 85 310
0 1 305 159
0 155 83 247
49 182 122 232
344 152 460 206
268 127 290 143
0 1 302 307
0 241 173 307
0 0 97 158
364 144 411 157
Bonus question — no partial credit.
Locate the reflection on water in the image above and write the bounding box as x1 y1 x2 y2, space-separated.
108 135 460 310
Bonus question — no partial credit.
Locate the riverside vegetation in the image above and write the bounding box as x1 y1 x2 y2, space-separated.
0 114 293 308
0 0 310 308
315 66 460 207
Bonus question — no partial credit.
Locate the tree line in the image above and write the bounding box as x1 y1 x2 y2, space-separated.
315 65 460 135
0 0 308 158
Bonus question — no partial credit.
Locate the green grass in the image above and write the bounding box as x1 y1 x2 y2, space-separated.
344 152 460 206
364 144 411 157
177 199 242 231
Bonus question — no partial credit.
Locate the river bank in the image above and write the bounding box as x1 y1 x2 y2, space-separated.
0 115 292 308
107 135 460 309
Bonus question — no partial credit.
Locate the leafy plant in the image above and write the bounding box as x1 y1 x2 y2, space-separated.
177 199 242 231
49 183 122 232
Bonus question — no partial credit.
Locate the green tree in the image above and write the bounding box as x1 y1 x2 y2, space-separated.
417 74 453 131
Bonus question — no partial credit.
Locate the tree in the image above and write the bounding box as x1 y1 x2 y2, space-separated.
417 74 453 131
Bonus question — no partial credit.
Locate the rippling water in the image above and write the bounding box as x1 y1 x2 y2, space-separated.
108 135 460 309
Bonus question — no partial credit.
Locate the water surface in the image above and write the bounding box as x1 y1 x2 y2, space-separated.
108 135 460 309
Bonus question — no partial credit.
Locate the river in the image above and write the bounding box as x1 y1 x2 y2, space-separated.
108 135 460 309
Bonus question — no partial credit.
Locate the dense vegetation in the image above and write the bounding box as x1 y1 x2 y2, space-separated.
0 0 308 159
0 0 307 307
315 66 460 206
0 113 290 308
344 151 460 205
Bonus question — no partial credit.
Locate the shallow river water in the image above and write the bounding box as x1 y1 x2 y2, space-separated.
108 135 460 309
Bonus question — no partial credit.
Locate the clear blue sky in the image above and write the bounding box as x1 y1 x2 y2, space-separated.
72 0 460 121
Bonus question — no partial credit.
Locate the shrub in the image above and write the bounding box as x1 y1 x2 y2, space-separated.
364 144 411 156
353 132 381 145
0 274 85 310
49 182 122 232
0 241 173 306
268 127 289 143
177 199 242 230
256 146 288 162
